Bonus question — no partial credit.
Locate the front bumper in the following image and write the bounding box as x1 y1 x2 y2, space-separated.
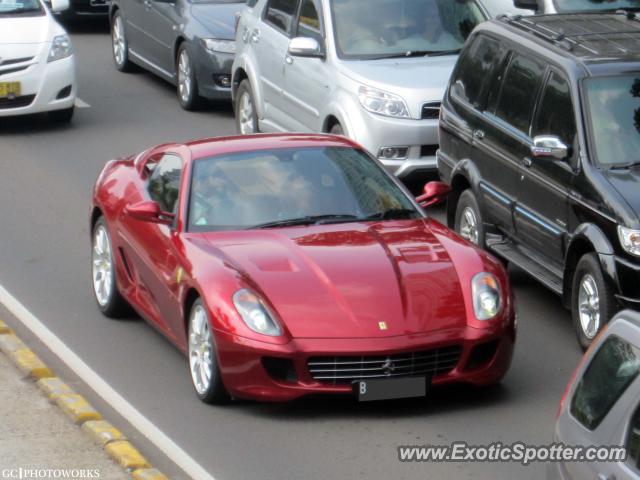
350 111 440 179
612 255 640 307
214 320 515 402
194 42 233 101
0 54 76 117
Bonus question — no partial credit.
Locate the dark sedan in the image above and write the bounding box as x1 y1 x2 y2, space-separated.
109 0 245 109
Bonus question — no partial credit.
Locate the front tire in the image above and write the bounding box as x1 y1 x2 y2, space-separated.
329 123 344 135
454 190 486 248
188 299 229 404
177 44 205 111
111 12 135 72
572 253 617 350
235 79 258 134
91 217 129 317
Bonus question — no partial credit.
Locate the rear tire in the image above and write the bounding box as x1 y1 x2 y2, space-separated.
235 79 258 134
188 299 229 404
111 11 135 72
177 44 205 111
571 253 617 350
330 123 344 135
454 190 486 248
91 217 129 318
48 107 74 124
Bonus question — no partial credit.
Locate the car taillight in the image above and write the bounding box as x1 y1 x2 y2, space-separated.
556 324 609 418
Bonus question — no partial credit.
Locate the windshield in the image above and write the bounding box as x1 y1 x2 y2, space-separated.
187 147 421 232
330 0 486 60
584 74 640 168
553 0 640 11
0 0 43 15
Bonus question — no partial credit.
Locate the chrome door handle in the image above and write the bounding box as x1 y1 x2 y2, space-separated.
250 28 260 44
473 129 485 140
285 55 293 65
523 157 532 168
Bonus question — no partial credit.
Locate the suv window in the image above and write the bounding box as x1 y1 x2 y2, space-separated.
296 0 322 41
148 154 183 214
265 0 299 33
494 53 545 135
451 34 502 109
627 403 640 471
532 71 576 151
571 335 640 430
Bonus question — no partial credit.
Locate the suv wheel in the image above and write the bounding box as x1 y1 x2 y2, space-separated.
571 253 617 350
177 44 205 111
330 123 344 135
235 80 258 134
454 190 485 248
112 12 134 72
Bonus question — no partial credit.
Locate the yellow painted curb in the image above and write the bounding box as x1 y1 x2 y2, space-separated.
132 468 169 480
105 441 150 471
55 394 102 424
37 377 75 401
0 319 11 334
10 349 54 379
0 333 27 354
82 420 126 446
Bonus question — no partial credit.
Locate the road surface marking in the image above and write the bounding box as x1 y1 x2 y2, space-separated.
75 98 91 108
0 283 218 480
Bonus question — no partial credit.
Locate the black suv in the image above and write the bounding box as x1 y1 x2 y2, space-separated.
438 12 640 348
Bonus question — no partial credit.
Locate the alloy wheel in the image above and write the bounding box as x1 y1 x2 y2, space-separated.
178 50 192 104
92 225 114 307
112 16 126 67
578 273 600 340
238 92 256 134
189 304 213 395
459 206 479 244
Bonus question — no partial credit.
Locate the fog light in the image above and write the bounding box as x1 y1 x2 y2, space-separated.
214 75 231 88
378 146 408 160
56 85 72 100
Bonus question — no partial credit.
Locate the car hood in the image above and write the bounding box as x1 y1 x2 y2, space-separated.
338 55 458 119
0 15 53 45
602 168 640 223
203 220 470 339
190 2 245 40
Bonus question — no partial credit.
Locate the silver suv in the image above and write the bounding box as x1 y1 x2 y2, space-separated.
231 0 487 179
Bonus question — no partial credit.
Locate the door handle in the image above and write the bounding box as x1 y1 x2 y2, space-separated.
473 129 485 140
523 157 532 168
250 28 260 44
285 55 293 65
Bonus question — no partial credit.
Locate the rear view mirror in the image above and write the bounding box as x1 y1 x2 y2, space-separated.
531 136 569 161
416 181 451 208
50 0 69 12
288 37 325 59
125 201 175 225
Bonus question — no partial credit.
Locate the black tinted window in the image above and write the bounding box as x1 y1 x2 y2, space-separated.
265 0 299 33
627 404 640 471
297 0 321 40
533 71 576 150
571 335 640 430
495 53 545 135
451 34 502 109
148 154 183 214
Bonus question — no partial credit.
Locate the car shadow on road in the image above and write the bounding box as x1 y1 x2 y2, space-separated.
58 17 110 34
0 114 75 135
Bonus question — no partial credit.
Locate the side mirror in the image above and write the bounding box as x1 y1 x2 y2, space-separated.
531 136 569 161
125 201 175 225
513 0 538 9
50 0 69 12
416 181 452 208
288 37 324 59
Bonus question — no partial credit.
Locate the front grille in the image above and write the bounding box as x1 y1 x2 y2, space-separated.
420 145 438 157
0 94 36 110
0 66 29 77
421 101 441 120
0 56 33 67
308 345 462 385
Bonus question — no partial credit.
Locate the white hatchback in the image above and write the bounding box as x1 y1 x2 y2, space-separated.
0 0 76 122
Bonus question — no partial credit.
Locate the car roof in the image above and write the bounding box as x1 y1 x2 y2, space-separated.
185 133 363 160
480 12 640 76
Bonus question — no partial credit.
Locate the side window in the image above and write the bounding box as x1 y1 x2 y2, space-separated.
148 154 183 214
494 53 545 135
450 34 502 109
265 0 299 34
627 404 640 471
532 71 577 151
296 0 322 42
570 335 640 430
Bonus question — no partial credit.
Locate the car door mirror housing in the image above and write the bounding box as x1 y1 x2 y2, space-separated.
50 0 69 12
531 136 569 161
416 181 451 208
125 201 175 225
288 37 325 59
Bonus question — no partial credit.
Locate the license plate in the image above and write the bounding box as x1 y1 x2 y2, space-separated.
0 82 21 98
354 376 428 402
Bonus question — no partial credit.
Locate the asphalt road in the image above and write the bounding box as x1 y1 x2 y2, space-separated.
0 19 584 480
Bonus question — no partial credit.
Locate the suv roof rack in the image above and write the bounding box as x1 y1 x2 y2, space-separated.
499 12 640 59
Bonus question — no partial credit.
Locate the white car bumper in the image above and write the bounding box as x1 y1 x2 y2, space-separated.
0 54 76 117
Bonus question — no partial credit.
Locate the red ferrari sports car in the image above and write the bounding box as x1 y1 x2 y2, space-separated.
90 134 515 403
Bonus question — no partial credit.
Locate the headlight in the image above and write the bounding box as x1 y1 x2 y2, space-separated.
618 226 640 257
358 86 410 119
233 289 281 336
202 38 236 54
472 272 502 320
48 35 72 63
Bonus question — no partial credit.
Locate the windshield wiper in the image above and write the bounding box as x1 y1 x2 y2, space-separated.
249 214 360 229
365 208 417 220
608 161 640 170
368 49 460 60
